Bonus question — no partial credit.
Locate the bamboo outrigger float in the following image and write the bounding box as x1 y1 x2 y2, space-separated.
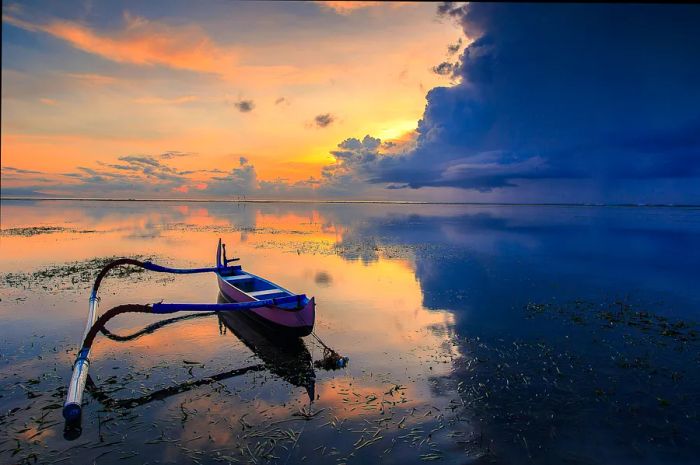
63 239 345 433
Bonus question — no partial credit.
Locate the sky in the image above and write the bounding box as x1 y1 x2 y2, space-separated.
2 2 699 203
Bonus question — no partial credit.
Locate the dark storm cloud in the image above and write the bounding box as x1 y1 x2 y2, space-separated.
314 113 335 128
234 99 255 112
335 3 700 197
436 2 465 19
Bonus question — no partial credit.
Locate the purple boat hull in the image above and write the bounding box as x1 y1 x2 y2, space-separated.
215 239 315 337
217 276 315 337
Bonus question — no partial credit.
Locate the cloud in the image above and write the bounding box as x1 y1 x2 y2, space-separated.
234 99 255 113
323 3 700 199
159 151 194 160
118 155 160 167
315 2 382 15
133 95 198 105
321 135 384 189
3 11 238 75
446 38 462 55
2 166 43 175
203 157 258 195
275 97 288 106
315 1 413 15
431 62 455 76
314 113 335 128
2 151 210 197
436 2 467 19
4 152 330 199
64 73 117 86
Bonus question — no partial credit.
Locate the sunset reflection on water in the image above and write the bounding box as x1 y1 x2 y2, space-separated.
1 200 699 464
0 200 464 464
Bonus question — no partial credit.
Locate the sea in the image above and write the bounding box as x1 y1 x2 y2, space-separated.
1 199 698 464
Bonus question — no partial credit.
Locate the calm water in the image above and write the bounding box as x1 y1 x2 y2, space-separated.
1 200 698 464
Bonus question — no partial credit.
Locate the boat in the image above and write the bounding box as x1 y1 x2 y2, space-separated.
216 240 315 337
62 239 334 433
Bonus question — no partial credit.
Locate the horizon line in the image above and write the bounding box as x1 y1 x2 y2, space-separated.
1 196 698 208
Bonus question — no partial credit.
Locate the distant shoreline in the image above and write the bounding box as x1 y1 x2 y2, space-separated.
1 196 698 208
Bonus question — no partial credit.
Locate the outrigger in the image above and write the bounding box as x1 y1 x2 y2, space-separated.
63 239 346 432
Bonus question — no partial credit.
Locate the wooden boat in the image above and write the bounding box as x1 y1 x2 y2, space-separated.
63 240 319 430
216 240 315 337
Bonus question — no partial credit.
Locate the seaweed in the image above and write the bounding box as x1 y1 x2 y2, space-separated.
525 299 699 343
0 227 97 237
1 255 163 290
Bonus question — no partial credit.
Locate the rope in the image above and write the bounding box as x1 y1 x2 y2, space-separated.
294 312 348 370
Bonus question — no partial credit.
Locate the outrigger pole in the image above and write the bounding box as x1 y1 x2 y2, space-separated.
63 242 306 427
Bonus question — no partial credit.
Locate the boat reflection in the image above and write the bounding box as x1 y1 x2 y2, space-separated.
217 293 316 402
84 295 315 420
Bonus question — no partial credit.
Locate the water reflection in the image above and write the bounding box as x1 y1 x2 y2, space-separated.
217 294 316 402
84 298 317 416
1 200 698 464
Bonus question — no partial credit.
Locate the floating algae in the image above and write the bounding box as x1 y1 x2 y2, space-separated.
1 255 163 290
0 226 97 237
446 298 700 464
525 299 699 343
160 223 311 235
251 237 455 264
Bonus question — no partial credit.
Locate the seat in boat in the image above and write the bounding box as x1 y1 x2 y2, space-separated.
249 289 285 297
227 274 252 281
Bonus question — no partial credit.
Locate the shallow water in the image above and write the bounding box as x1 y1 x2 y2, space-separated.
1 200 698 464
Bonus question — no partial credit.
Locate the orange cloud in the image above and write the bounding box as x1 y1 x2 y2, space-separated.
64 73 118 86
133 95 199 105
315 1 411 15
172 182 208 194
39 97 58 105
315 2 381 15
3 12 238 75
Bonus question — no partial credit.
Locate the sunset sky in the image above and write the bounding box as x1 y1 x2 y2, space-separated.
2 2 699 202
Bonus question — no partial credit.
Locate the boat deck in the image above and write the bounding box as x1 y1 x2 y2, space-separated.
223 270 296 305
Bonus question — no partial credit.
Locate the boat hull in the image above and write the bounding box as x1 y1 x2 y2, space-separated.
217 275 315 337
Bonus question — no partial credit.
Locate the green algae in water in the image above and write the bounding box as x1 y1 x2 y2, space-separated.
1 255 158 290
0 226 98 237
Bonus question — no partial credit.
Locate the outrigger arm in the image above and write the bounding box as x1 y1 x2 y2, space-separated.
63 253 306 428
